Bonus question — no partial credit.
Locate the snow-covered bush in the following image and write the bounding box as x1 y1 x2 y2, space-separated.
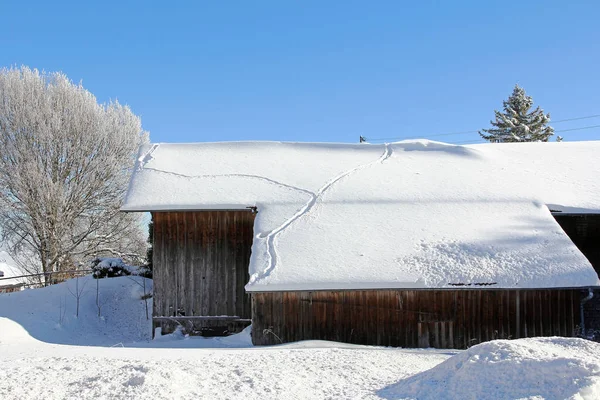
91 258 152 279
91 258 131 279
137 265 152 279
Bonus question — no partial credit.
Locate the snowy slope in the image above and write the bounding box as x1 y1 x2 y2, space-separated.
0 275 152 345
123 140 600 290
379 337 600 400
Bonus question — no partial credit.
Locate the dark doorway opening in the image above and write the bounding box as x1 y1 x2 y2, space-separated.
552 213 600 276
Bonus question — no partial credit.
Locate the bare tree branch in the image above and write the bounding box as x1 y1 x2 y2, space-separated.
0 67 149 284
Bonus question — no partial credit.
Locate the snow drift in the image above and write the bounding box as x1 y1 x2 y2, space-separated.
123 140 600 290
379 337 600 400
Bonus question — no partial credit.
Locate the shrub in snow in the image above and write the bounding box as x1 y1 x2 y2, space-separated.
91 258 131 279
137 265 152 279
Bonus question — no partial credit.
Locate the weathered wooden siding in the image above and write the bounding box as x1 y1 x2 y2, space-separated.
251 289 582 348
152 211 255 335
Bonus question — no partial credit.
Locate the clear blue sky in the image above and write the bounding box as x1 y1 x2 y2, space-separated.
1 1 599 144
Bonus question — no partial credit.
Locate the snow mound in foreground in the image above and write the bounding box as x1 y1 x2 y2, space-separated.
379 337 600 400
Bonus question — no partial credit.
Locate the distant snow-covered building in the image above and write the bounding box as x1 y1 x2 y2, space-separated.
123 140 600 347
0 252 26 293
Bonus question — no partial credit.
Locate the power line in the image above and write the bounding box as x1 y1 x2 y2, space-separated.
552 114 600 124
555 124 600 133
364 113 600 143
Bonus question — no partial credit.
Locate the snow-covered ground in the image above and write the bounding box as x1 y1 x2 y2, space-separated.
1 276 599 399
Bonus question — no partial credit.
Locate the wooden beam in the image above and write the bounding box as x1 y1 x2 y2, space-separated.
153 316 251 322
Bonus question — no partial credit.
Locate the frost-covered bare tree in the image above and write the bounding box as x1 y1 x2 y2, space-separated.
0 66 148 284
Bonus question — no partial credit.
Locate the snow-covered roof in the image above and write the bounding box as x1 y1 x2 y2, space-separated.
123 140 600 290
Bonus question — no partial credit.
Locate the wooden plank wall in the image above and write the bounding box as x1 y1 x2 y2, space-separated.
251 289 582 348
152 211 255 335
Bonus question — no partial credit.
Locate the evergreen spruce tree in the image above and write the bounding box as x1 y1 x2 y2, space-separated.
479 85 554 143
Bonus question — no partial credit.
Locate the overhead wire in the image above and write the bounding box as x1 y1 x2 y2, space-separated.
364 114 600 143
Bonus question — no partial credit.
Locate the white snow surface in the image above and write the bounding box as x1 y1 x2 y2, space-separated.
0 276 451 399
379 337 600 400
2 278 599 399
123 140 600 290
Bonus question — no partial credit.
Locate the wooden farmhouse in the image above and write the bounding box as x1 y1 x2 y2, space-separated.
122 140 600 348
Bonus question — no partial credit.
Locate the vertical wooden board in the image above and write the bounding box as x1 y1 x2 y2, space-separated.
388 291 397 347
213 211 222 316
322 291 332 342
464 291 472 346
542 290 551 337
229 212 237 318
558 290 565 336
282 292 296 343
571 290 579 336
191 213 202 317
298 291 308 341
327 291 339 341
151 213 161 319
356 291 365 344
251 294 263 344
470 290 477 345
481 291 489 342
176 212 186 316
365 291 377 345
207 211 216 317
310 291 322 341
526 290 534 338
352 291 363 344
408 291 418 348
271 291 283 342
476 290 482 344
171 212 180 316
507 290 515 340
521 291 528 338
396 291 406 348
461 291 468 347
375 291 384 346
392 290 401 347
321 291 331 341
185 213 194 316
497 290 504 340
348 290 358 344
488 291 497 341
418 322 429 348
552 291 560 336
432 322 440 348
223 211 231 316
430 291 439 347
332 291 343 342
564 290 572 336
166 213 177 317
459 291 466 346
